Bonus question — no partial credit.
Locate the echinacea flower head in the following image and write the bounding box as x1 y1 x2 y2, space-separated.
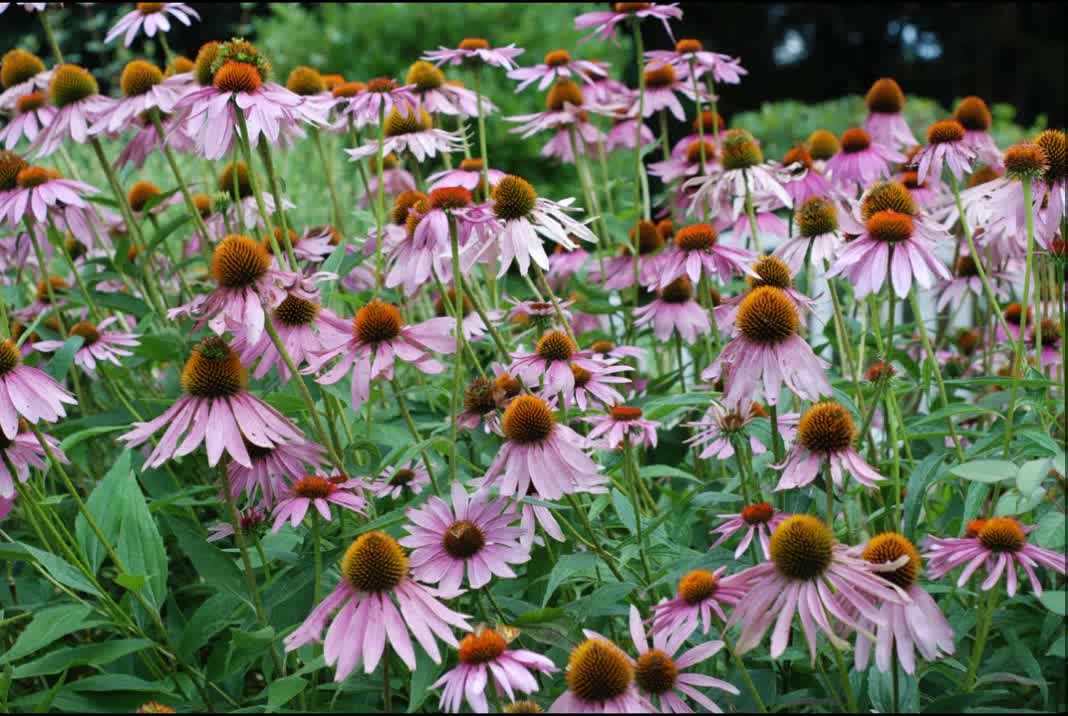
863 78 916 149
346 104 462 163
703 286 831 407
550 636 651 713
1032 128 1066 239
776 401 883 491
778 144 832 206
574 3 683 44
953 96 1003 168
807 128 840 162
923 516 1067 596
730 514 910 663
508 328 601 396
646 37 747 85
306 299 454 412
0 337 76 442
284 531 472 678
481 394 605 500
776 195 844 272
168 234 298 344
31 65 115 157
650 567 749 644
433 626 557 713
849 533 955 675
179 38 321 160
634 276 713 344
0 90 56 150
226 437 325 508
915 119 975 184
105 3 200 47
828 200 951 298
118 337 303 468
0 165 105 250
711 502 789 559
824 127 905 191
0 49 51 113
32 318 140 376
271 473 367 531
567 361 632 412
657 222 755 288
0 419 67 499
469 174 596 277
400 482 529 592
685 128 793 219
626 605 739 713
370 462 432 500
508 49 607 92
685 400 791 460
429 157 506 195
423 38 524 71
586 406 660 449
588 219 665 289
91 59 184 135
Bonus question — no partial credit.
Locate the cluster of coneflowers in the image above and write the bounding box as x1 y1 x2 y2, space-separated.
0 2 1065 714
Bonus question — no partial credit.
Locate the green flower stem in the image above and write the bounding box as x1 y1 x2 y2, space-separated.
311 510 322 604
346 118 373 206
908 290 966 461
217 462 286 677
263 314 344 470
596 141 616 214
52 232 103 322
623 437 653 585
830 639 858 712
372 104 387 295
473 66 492 192
256 139 300 268
24 218 67 335
963 587 1000 691
88 138 169 316
674 334 687 392
458 274 512 360
150 110 214 251
448 214 464 486
231 104 295 270
531 264 577 343
628 18 649 337
567 125 608 283
391 379 440 495
561 495 627 583
1002 178 1037 456
39 11 64 65
157 31 175 64
689 57 710 224
147 214 195 304
382 644 392 712
713 617 767 713
742 171 762 253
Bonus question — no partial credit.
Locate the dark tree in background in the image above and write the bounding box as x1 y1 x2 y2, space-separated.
650 2 1065 126
3 3 1063 126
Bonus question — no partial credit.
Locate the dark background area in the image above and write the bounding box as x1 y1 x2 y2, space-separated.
3 2 1064 126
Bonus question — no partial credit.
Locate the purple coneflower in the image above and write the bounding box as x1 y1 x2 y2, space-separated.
271 474 367 531
481 395 605 500
550 635 652 713
936 253 1010 312
168 234 301 344
915 119 975 184
423 38 523 71
400 482 529 592
0 419 66 499
335 76 418 130
429 157 505 193
404 60 487 117
508 329 603 396
954 96 1003 169
588 220 666 290
651 567 748 643
510 48 607 93
702 286 831 407
634 276 712 344
711 502 788 559
0 91 55 149
776 196 845 273
629 62 701 122
283 531 472 678
466 174 596 277
227 438 325 508
370 462 432 500
730 514 910 663
306 299 454 412
863 78 916 149
207 506 265 543
824 128 905 192
646 37 746 85
626 605 739 713
649 138 716 183
32 318 139 376
119 337 302 468
433 626 557 713
585 405 659 449
567 361 631 411
657 223 754 288
90 60 183 135
0 338 76 440
105 3 199 46
849 533 955 674
775 401 883 491
605 114 654 152
0 49 52 113
0 165 104 248
779 145 832 205
684 129 793 220
574 3 682 44
686 400 795 460
346 103 462 163
30 64 114 157
923 517 1066 596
